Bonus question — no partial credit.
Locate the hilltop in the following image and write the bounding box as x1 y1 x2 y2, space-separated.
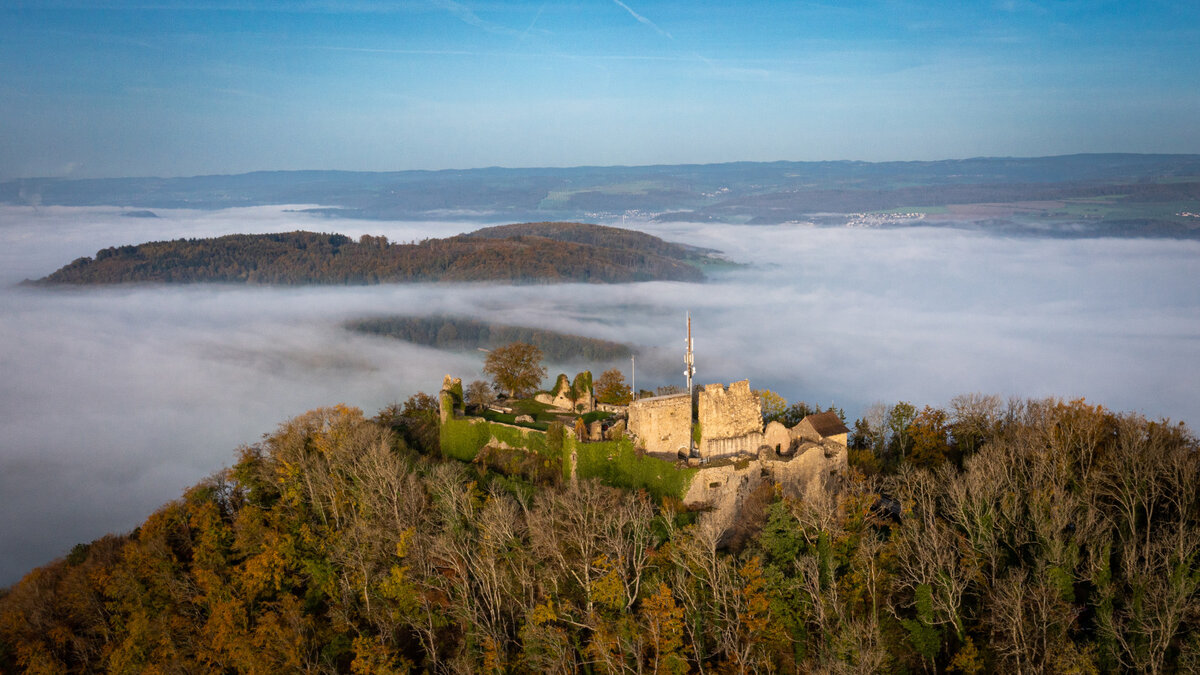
32 222 709 285
1 388 1196 673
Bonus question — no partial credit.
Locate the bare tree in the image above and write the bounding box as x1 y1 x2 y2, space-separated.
465 379 495 410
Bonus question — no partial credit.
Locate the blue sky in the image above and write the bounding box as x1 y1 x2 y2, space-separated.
2 0 1198 178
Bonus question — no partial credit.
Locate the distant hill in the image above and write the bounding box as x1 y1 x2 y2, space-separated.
346 315 633 362
32 223 707 285
464 221 715 257
5 154 1200 235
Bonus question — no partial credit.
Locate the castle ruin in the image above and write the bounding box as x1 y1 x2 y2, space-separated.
439 313 851 542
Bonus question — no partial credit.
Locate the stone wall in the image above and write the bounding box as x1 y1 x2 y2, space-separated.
682 444 849 542
627 392 692 458
764 444 847 502
439 375 463 423
701 432 764 459
762 421 790 454
697 380 762 459
683 460 770 537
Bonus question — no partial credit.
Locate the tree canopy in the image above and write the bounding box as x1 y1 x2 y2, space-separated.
594 368 632 405
1 395 1198 673
483 342 547 398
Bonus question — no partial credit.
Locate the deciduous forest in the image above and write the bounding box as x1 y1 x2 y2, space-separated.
346 316 632 363
1 396 1197 673
32 224 706 286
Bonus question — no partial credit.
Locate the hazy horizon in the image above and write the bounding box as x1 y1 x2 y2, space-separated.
8 151 1200 183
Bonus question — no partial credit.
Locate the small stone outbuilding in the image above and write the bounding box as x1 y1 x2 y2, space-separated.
793 411 850 446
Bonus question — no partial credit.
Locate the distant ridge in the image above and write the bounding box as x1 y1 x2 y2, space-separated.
6 154 1200 235
32 223 708 286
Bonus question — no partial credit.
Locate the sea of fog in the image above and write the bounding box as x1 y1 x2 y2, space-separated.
1 204 1198 585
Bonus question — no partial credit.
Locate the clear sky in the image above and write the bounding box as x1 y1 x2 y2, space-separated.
2 0 1199 179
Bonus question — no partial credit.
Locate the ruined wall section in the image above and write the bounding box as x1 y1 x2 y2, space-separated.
765 444 848 502
535 371 595 412
439 375 463 423
682 445 849 542
684 460 770 537
702 432 764 458
698 380 763 459
627 393 692 458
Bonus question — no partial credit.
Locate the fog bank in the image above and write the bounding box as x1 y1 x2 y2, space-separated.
1 205 1197 584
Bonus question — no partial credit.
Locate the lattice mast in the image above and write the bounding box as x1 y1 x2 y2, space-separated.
686 313 696 394
685 312 696 453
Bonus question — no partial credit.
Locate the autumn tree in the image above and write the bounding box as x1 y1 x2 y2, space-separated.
594 368 632 405
754 389 788 424
375 392 440 454
483 342 546 398
907 405 951 468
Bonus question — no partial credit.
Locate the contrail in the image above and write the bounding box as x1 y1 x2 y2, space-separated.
611 0 673 39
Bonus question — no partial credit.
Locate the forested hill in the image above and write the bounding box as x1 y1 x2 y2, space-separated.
33 223 708 285
346 315 632 362
2 397 1198 672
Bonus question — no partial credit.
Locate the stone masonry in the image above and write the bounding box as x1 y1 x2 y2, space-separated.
627 392 692 458
698 380 762 459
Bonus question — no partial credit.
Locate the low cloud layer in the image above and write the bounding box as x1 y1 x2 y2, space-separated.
1 205 1197 584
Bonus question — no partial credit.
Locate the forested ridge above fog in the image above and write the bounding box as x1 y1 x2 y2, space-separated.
346 315 632 362
31 223 708 285
0 396 1197 673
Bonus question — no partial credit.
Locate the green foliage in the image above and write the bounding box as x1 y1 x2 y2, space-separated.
1047 565 1075 603
447 379 464 406
545 422 565 460
441 417 491 461
903 584 942 663
571 371 593 398
550 373 570 397
758 502 803 565
480 408 550 431
568 436 696 501
579 411 613 425
888 401 917 459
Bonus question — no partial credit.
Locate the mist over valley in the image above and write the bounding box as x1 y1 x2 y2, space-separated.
2 204 1197 585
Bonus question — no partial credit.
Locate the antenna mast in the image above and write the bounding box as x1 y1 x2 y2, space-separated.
684 312 695 399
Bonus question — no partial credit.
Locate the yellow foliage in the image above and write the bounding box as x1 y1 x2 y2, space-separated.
948 636 984 674
529 599 558 626
591 561 626 612
351 635 411 675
